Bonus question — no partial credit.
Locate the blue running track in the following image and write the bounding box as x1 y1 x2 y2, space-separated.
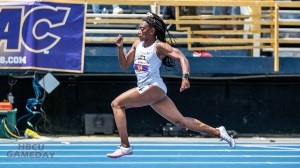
0 140 300 168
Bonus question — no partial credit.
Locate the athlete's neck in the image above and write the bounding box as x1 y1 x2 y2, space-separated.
143 38 156 48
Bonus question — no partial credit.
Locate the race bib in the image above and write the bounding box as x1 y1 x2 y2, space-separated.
134 57 149 77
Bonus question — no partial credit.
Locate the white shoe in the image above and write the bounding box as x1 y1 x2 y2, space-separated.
113 7 123 14
107 146 133 158
216 126 236 148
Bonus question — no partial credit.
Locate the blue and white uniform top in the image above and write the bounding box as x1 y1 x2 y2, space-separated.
133 40 167 93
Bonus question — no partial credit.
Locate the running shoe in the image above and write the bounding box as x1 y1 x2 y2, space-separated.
216 126 236 148
107 146 133 158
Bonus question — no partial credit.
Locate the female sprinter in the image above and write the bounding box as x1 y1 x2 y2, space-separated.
107 12 235 158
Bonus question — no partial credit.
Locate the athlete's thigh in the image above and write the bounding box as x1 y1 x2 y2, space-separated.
113 85 166 109
150 96 184 122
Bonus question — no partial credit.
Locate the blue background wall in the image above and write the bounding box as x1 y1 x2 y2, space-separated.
1 72 300 136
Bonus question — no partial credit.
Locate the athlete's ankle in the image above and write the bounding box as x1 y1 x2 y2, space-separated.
121 144 130 148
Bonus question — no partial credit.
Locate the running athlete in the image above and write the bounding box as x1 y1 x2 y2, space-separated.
107 12 235 158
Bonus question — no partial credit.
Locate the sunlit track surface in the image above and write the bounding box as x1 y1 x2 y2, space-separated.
0 140 300 168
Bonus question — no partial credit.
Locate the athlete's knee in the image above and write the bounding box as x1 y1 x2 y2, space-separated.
111 99 123 111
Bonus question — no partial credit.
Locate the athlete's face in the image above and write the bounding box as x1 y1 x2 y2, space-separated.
138 21 155 41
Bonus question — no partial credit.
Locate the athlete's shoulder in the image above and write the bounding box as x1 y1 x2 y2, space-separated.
156 41 172 53
133 39 142 46
132 39 142 50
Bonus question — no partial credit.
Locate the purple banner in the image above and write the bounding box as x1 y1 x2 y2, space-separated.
0 1 86 73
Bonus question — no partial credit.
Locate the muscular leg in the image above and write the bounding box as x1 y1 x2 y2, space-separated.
111 86 166 147
151 96 220 136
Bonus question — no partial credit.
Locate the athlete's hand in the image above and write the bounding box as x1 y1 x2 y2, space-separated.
180 78 190 92
115 34 123 47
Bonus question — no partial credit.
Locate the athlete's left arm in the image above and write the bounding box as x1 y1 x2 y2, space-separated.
157 43 190 92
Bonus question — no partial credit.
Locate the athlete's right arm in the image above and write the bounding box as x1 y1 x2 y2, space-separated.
115 35 140 70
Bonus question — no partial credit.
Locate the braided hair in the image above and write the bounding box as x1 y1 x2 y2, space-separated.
143 12 176 68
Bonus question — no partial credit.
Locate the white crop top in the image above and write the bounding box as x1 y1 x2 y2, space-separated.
133 41 167 93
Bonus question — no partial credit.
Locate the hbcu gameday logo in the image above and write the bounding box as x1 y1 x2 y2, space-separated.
0 5 70 53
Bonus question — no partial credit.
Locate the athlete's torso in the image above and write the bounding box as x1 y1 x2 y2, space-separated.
133 41 167 93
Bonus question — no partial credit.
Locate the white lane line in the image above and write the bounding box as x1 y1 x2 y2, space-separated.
1 154 300 158
0 144 232 147
241 144 300 150
0 143 300 147
1 149 300 152
0 162 300 165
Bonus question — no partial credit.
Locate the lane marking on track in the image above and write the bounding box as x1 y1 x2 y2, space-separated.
0 143 300 147
2 154 300 158
241 145 300 150
1 149 300 152
0 162 300 165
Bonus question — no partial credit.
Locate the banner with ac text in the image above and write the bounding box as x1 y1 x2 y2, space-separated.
0 1 86 73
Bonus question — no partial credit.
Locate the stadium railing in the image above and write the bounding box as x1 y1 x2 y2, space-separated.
32 0 300 72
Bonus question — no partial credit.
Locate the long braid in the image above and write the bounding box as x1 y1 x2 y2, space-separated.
143 12 176 68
